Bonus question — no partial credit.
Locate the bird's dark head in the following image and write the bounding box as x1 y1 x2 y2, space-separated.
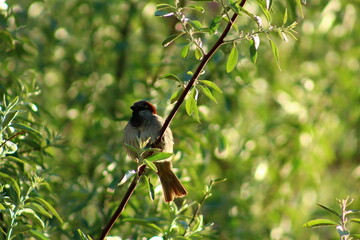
130 101 157 114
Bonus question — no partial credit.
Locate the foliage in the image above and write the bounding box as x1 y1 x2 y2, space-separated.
304 197 360 240
0 0 359 239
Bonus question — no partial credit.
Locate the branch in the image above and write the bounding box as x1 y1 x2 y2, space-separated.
98 165 146 240
99 1 247 238
155 0 247 146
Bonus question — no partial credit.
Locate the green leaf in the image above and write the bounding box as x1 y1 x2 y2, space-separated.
170 88 183 104
303 219 338 228
189 20 203 30
257 1 271 22
198 80 222 93
212 177 227 184
317 203 341 219
144 159 158 172
160 73 181 83
351 233 360 238
6 96 19 111
10 123 42 138
12 224 31 236
1 110 18 129
146 176 155 201
185 93 197 116
19 208 45 229
124 143 139 154
198 85 218 103
0 172 21 199
122 218 163 233
156 3 175 10
226 45 238 73
76 229 93 240
162 33 184 47
0 203 5 210
181 44 190 58
6 156 27 164
283 9 288 25
195 47 203 60
146 152 173 161
26 202 53 219
249 39 258 64
185 5 205 13
29 230 50 240
350 218 360 224
30 197 64 224
268 38 281 71
209 16 222 34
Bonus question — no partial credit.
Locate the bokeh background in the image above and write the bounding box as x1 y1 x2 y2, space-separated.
1 0 359 239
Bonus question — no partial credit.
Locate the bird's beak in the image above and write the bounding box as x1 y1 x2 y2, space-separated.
130 105 134 111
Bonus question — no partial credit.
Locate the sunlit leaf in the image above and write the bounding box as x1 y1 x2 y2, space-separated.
185 93 197 116
350 218 360 224
30 197 64 224
283 9 288 25
146 152 173 161
195 47 203 60
198 80 222 93
181 44 190 58
303 219 337 228
27 202 52 219
268 38 281 71
198 85 218 103
226 45 238 73
144 159 158 172
1 110 18 129
185 5 205 13
19 208 45 229
189 20 203 30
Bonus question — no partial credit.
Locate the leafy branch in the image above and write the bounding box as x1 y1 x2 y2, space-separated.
304 197 360 239
99 1 248 239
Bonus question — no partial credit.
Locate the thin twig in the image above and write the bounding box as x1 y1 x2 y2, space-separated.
0 131 25 148
99 1 247 238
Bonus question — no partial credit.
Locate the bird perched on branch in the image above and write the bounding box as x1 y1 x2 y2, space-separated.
123 100 187 202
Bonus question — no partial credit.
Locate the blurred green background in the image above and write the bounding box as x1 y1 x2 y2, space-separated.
1 0 359 239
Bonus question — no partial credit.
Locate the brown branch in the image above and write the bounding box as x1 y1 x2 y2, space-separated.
155 0 247 146
99 165 146 240
99 1 247 238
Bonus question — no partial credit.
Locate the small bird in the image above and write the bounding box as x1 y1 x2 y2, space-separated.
123 100 187 202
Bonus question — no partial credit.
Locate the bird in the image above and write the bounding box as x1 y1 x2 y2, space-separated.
123 100 187 202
